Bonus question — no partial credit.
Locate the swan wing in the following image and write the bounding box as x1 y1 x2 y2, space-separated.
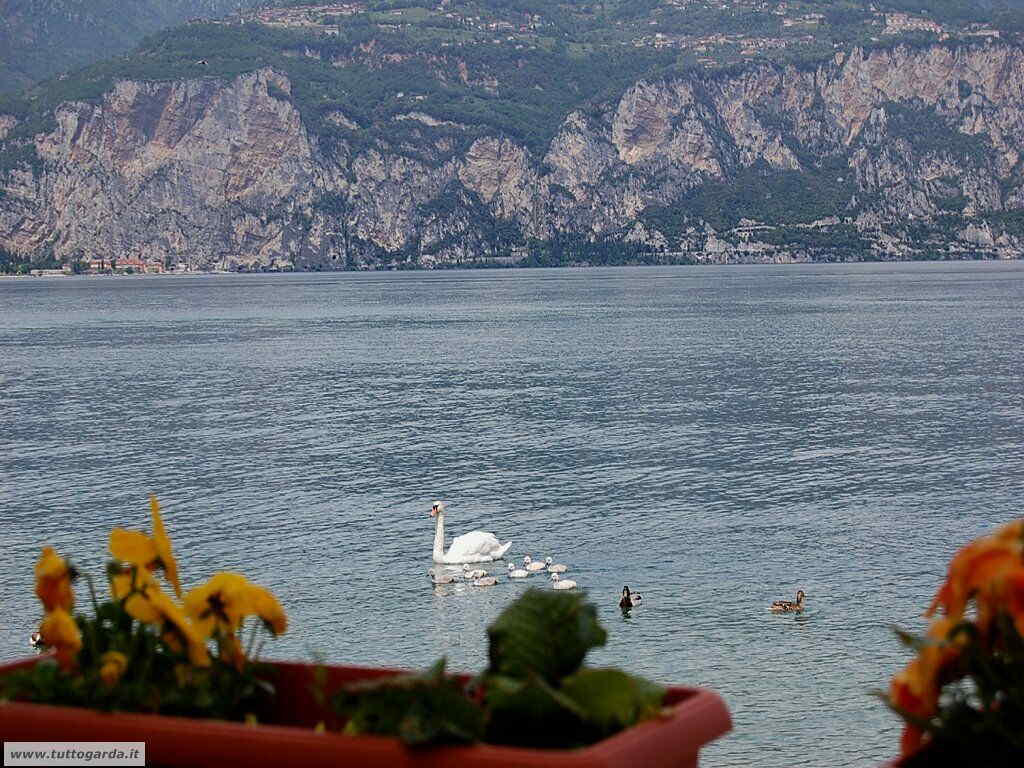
444 530 511 564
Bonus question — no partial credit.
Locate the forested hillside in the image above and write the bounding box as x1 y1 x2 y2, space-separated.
0 0 273 93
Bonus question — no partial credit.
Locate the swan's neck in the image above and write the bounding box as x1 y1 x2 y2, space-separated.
432 513 446 560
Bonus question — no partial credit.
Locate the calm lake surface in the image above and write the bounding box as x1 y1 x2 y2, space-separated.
2 263 1023 766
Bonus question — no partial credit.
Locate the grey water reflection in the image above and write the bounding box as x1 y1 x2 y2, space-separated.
2 262 1023 767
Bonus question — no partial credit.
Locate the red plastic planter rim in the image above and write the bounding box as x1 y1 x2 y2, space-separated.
0 658 732 768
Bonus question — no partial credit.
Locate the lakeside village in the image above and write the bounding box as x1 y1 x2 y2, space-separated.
186 2 1005 65
6 213 1023 277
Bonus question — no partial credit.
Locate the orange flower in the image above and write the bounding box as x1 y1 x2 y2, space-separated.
889 616 963 756
893 519 1024 759
994 518 1024 544
39 609 82 670
34 547 74 612
1004 568 1024 639
927 533 1023 621
890 672 929 755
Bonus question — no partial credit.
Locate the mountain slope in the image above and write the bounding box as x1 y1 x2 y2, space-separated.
2 4 1024 268
0 0 269 94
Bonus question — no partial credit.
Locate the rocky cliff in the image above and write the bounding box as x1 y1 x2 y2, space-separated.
3 41 1024 269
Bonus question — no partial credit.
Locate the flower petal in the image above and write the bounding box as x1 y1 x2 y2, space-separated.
39 609 81 670
149 495 181 598
109 528 158 568
34 547 74 612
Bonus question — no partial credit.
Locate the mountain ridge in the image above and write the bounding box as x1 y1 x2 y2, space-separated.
3 4 1024 269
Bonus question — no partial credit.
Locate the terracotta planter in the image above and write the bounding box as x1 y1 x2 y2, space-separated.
0 658 731 768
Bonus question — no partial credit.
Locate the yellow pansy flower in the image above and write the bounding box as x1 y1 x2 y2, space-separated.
39 609 82 670
107 495 182 598
153 591 210 668
185 573 288 645
109 529 159 568
111 566 210 667
184 572 258 639
35 547 74 612
149 495 181 598
250 585 288 636
220 633 246 671
99 651 128 687
111 567 163 624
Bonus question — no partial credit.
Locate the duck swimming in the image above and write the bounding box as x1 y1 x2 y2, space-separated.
770 590 806 613
619 586 642 609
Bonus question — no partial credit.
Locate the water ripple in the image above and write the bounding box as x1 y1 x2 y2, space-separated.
2 262 1023 768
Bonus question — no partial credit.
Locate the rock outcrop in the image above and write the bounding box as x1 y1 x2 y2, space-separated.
4 42 1024 268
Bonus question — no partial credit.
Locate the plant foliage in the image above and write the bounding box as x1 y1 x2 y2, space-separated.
333 588 665 749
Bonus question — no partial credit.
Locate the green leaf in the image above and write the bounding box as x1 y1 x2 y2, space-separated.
487 589 607 684
560 667 666 737
333 658 485 746
483 673 588 748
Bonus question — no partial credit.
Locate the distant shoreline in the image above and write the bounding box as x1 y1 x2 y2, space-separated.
2 256 1022 282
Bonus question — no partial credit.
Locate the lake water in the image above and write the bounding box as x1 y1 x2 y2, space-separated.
2 263 1023 766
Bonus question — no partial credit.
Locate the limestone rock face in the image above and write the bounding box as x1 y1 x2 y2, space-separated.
4 43 1024 268
2 69 319 267
0 116 16 141
458 136 541 222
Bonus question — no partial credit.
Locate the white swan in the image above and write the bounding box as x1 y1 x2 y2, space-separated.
472 576 498 587
523 555 546 572
431 501 512 564
550 573 577 590
507 562 528 579
463 564 488 580
545 556 567 574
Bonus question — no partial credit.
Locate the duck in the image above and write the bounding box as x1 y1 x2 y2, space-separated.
462 564 488 580
428 568 461 585
770 589 806 613
30 632 44 651
619 586 642 609
523 555 546 572
430 501 513 564
550 573 577 590
472 576 498 587
507 562 529 579
545 557 568 574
